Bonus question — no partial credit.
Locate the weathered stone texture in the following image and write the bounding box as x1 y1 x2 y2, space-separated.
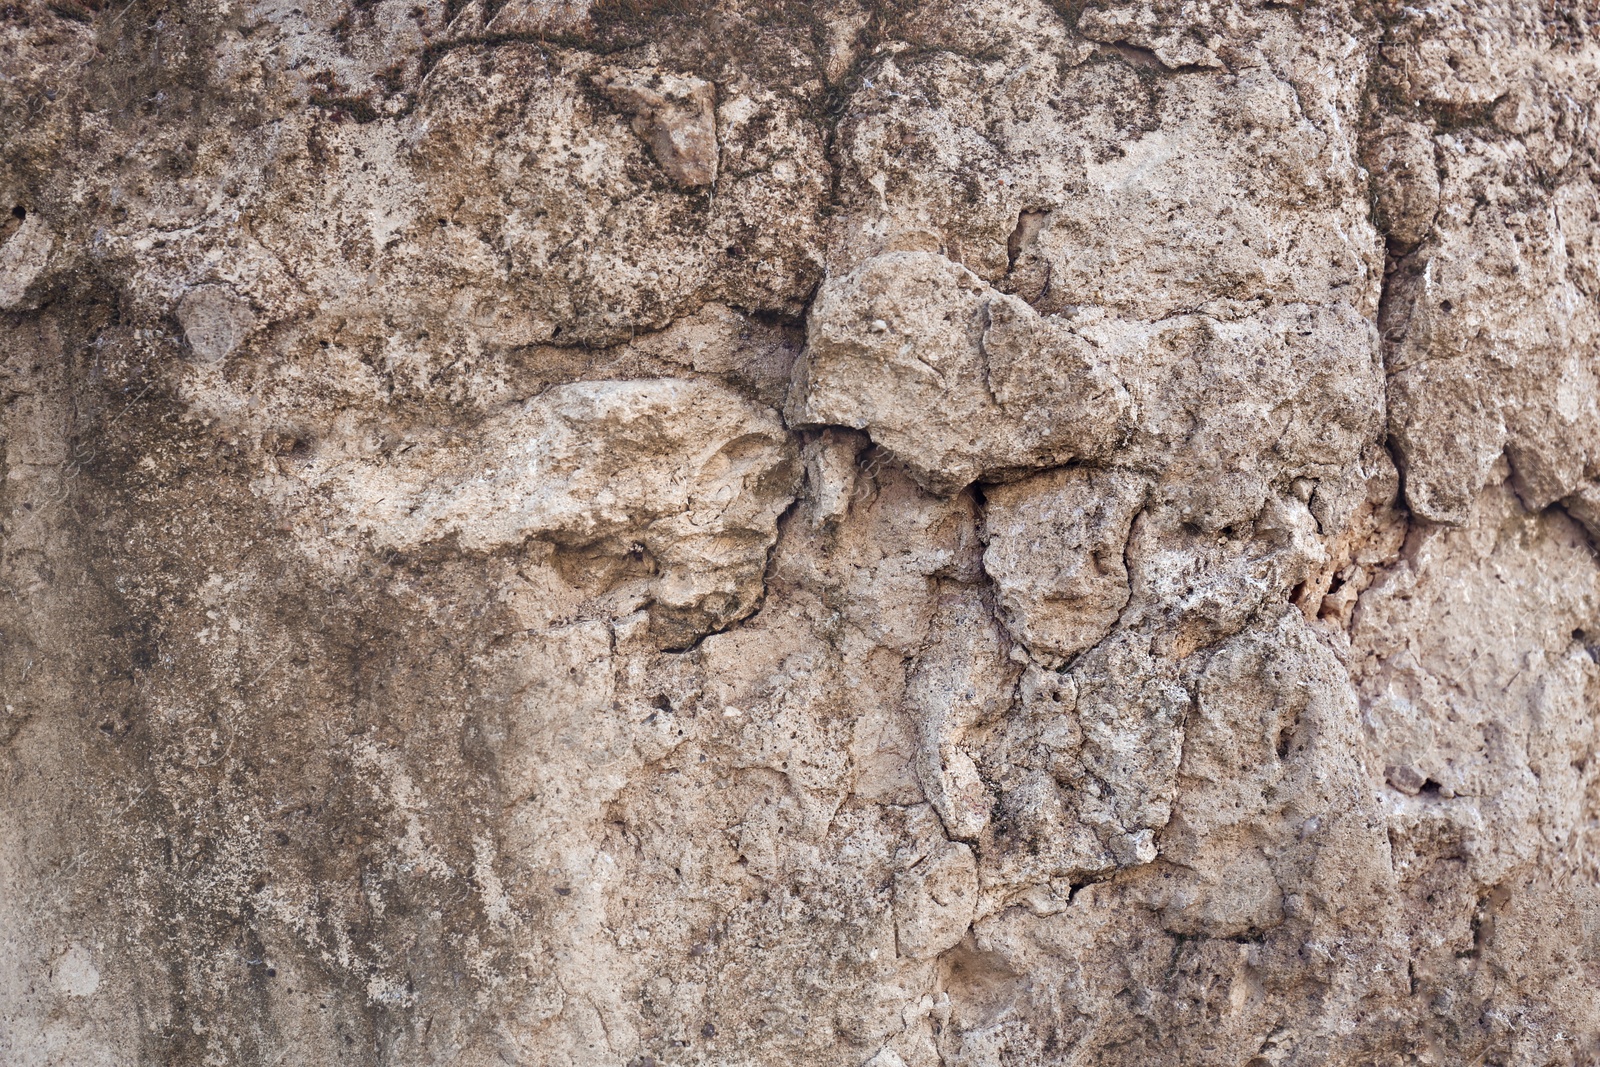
3 0 1600 1064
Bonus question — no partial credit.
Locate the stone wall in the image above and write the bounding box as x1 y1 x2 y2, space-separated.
2 1 1598 1063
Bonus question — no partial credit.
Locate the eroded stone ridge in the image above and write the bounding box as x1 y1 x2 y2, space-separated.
343 378 797 645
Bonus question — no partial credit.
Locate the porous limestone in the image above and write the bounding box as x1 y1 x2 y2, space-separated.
2 1 1599 1064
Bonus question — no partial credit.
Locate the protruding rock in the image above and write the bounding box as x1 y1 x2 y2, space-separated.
324 378 798 645
0 210 53 311
787 251 1130 492
905 588 1016 841
594 67 719 188
1365 120 1441 247
894 841 978 959
982 468 1146 664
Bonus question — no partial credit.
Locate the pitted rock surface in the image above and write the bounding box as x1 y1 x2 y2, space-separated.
3 1 1599 1065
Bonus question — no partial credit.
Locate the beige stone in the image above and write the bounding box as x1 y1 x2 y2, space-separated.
3 1 1598 1064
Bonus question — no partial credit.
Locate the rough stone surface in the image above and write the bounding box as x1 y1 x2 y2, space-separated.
2 1 1599 1065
